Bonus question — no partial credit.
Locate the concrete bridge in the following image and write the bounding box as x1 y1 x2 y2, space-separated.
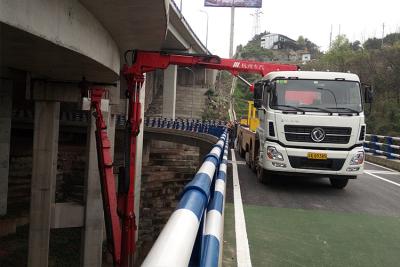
0 0 217 266
2 1 400 267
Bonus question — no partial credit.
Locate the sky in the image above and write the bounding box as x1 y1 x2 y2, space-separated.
175 0 400 57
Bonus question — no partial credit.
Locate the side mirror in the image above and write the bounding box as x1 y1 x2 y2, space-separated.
253 82 263 108
363 84 373 103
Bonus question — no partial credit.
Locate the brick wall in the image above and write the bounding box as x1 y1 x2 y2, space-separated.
136 140 200 263
6 127 87 217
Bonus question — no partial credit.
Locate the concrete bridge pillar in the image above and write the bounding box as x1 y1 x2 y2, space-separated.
28 100 60 267
162 65 177 119
0 79 13 215
81 114 104 267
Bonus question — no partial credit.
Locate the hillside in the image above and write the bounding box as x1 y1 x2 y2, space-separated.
305 34 400 136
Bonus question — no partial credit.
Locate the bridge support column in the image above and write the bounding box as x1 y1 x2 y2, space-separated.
81 115 104 267
28 100 60 267
0 79 13 215
162 65 177 119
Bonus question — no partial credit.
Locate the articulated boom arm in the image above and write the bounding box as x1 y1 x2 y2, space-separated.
123 50 298 80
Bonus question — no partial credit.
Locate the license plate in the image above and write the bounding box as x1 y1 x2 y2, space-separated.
307 152 327 160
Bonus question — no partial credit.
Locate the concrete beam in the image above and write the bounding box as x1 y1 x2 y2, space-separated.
165 23 191 51
366 154 400 172
30 80 119 105
0 79 12 215
28 101 60 267
162 65 177 119
0 0 120 79
30 80 82 103
80 0 169 52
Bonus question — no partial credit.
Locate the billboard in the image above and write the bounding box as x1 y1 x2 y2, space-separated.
204 0 262 8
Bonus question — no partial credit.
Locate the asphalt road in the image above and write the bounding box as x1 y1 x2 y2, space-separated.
229 153 400 217
224 153 400 267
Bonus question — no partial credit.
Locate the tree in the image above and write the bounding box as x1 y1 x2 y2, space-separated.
350 40 362 51
322 35 354 72
363 37 381 50
383 33 400 46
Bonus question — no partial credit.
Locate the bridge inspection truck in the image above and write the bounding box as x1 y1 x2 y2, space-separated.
239 71 372 189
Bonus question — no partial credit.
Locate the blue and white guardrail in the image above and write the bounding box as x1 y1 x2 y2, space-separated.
141 117 226 138
201 140 229 267
364 134 400 160
142 131 228 267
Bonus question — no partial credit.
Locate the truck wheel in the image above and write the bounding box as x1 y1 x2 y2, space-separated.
250 157 257 173
257 166 272 184
239 144 245 158
245 152 250 166
329 177 349 189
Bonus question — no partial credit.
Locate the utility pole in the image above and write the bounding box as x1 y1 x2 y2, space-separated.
329 24 333 49
199 10 209 48
229 0 235 58
338 24 341 36
382 23 385 46
251 9 263 36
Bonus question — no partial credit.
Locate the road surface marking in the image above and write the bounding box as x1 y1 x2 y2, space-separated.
364 170 400 175
228 160 246 165
231 149 253 267
365 161 399 173
364 171 400 187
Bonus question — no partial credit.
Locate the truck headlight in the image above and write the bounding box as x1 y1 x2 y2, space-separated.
350 151 364 165
267 146 284 161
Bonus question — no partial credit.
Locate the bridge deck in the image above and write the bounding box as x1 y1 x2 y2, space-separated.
223 151 400 267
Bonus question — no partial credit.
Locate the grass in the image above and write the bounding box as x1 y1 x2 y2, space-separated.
223 203 237 267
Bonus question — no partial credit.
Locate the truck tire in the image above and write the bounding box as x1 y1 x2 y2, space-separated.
329 177 349 189
256 166 272 184
245 151 250 166
239 142 245 158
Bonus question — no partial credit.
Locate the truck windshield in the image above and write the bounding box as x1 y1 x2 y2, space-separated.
270 79 362 113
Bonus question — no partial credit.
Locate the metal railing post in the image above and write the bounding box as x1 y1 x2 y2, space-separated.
386 136 394 159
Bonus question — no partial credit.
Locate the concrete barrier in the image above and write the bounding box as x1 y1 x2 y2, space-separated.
365 154 400 172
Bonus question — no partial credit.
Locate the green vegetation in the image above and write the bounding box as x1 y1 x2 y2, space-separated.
206 30 400 135
305 33 400 135
222 203 237 267
202 71 231 121
236 32 274 62
231 33 322 119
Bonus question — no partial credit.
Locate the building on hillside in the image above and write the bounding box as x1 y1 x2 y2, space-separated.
300 51 311 62
260 33 297 50
260 33 313 63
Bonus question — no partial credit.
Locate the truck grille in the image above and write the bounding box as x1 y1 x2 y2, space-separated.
288 156 345 171
284 125 351 144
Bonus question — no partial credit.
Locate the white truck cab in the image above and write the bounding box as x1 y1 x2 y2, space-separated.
253 71 368 188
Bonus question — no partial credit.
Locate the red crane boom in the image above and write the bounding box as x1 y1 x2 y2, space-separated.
89 50 298 266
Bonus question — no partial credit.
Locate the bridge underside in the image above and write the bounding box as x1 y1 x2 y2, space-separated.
0 0 213 266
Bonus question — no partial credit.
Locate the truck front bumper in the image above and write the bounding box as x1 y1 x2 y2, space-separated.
260 141 364 176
